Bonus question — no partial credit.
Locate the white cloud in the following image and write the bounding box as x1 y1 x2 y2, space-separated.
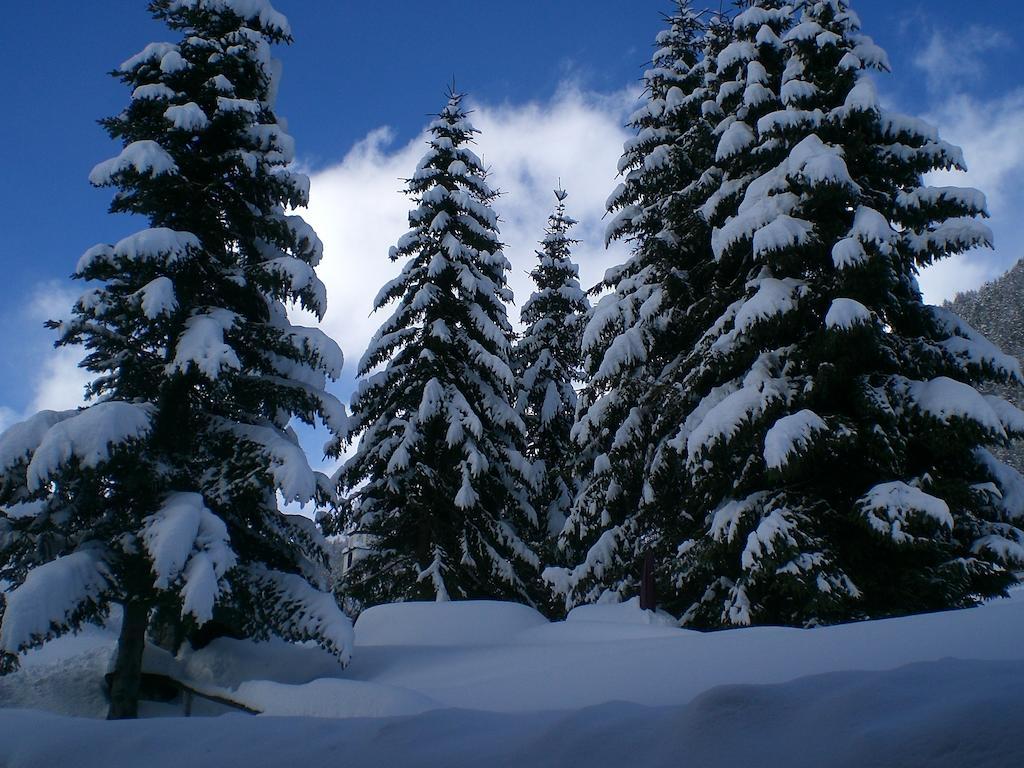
923 90 1024 217
918 88 1024 303
298 75 1024 422
471 86 636 310
23 283 91 414
0 283 90 432
884 22 1024 304
912 25 1011 93
27 346 91 414
0 406 17 435
302 85 636 371
11 77 1014 441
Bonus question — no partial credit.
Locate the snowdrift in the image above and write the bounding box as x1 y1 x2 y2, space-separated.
2 593 1024 766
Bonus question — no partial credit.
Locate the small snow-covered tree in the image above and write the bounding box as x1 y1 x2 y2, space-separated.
337 92 540 607
548 1 720 609
671 0 1024 627
513 188 589 563
0 0 352 718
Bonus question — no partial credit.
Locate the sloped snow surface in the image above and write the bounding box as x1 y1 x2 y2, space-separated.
2 658 1022 767
2 595 1024 766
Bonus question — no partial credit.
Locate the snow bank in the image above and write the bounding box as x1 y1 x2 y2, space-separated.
0 637 111 718
342 594 1024 714
176 636 341 691
4 593 1024 767
354 600 548 647
3 657 1022 768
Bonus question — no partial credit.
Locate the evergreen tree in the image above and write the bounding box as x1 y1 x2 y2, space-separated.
948 261 1024 473
671 0 1024 627
0 0 352 718
548 1 719 609
337 92 540 607
513 188 589 564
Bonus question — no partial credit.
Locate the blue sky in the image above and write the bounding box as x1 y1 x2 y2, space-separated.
2 1 1023 466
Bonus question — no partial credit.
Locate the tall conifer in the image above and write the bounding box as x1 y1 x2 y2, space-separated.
549 1 717 608
0 0 352 718
338 93 540 606
673 0 1024 627
513 188 589 564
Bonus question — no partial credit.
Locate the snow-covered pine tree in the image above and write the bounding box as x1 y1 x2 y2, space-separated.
513 188 589 567
671 0 1024 628
547 2 720 609
0 0 352 718
948 261 1024 473
336 92 540 607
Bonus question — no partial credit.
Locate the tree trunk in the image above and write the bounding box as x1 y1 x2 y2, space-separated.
107 601 150 720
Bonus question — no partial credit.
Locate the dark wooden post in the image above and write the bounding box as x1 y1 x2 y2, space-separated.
639 551 656 611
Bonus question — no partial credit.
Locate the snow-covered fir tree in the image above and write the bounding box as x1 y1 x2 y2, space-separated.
336 92 541 607
948 260 1024 473
547 2 721 609
0 0 352 717
670 0 1024 627
513 188 589 565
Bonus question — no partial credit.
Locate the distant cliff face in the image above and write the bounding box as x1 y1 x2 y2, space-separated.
948 259 1024 472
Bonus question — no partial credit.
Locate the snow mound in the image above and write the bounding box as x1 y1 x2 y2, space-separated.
354 600 548 647
235 678 438 718
177 636 343 691
566 597 677 627
0 643 111 719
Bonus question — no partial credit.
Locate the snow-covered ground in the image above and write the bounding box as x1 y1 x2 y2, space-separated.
2 592 1024 766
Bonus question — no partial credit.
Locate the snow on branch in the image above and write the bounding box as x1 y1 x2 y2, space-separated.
166 0 291 36
975 448 1024 521
416 548 451 602
77 228 202 274
686 377 789 461
89 141 177 186
0 410 77 475
763 409 828 470
141 492 237 623
120 42 177 72
825 298 872 330
245 565 353 665
902 376 1006 436
137 276 178 319
228 423 318 503
0 548 111 653
858 481 953 544
25 403 156 491
168 309 241 380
